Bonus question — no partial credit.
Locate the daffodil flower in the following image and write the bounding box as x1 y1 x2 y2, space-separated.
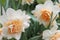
0 8 31 40
32 0 60 27
43 25 60 40
22 0 34 5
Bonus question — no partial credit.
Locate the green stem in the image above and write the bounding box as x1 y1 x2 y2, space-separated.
26 5 30 14
5 0 9 10
17 0 21 9
0 4 1 16
11 0 16 9
0 4 1 15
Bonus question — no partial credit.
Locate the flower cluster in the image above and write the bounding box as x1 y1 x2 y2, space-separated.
0 0 60 40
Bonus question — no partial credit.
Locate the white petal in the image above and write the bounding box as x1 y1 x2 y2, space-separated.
14 33 21 40
23 22 30 29
6 8 16 15
22 22 30 32
50 20 58 31
44 0 53 6
59 0 60 2
6 8 16 20
52 5 60 19
0 15 7 24
7 35 12 39
2 27 8 37
43 30 52 39
36 4 43 10
50 25 58 31
16 9 23 15
25 15 31 20
44 0 53 11
0 36 2 40
56 30 60 33
53 5 60 12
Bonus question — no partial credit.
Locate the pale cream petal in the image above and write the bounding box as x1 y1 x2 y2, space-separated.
0 15 7 25
16 9 23 15
0 36 2 40
7 35 13 39
59 0 60 2
14 33 21 40
25 15 31 20
50 20 58 31
6 8 16 20
56 30 60 33
35 4 43 10
52 5 60 19
43 30 52 39
44 0 53 6
23 22 30 28
44 0 53 11
6 8 16 15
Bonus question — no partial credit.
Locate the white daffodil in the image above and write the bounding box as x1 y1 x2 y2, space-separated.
32 0 60 27
22 0 34 5
42 25 60 40
0 8 31 40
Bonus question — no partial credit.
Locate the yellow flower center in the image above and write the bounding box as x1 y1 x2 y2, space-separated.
40 9 51 22
5 20 23 34
26 0 32 3
50 32 60 40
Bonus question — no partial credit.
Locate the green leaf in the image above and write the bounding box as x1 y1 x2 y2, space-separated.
9 38 16 40
1 0 6 6
20 32 27 40
29 36 40 40
11 0 16 9
0 23 2 28
17 0 22 9
36 0 46 4
2 37 8 40
5 0 9 9
0 4 1 16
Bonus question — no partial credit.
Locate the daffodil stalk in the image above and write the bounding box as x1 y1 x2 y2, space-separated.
17 0 22 9
0 5 1 16
5 0 9 10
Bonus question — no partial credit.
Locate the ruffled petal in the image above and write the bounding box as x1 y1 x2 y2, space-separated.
43 30 52 39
